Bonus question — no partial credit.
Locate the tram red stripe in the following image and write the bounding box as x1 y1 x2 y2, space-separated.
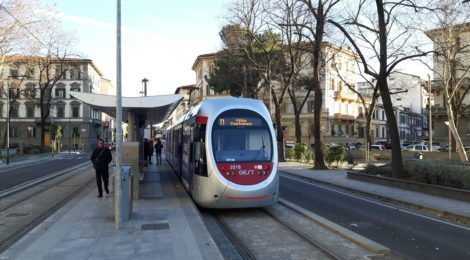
224 196 269 200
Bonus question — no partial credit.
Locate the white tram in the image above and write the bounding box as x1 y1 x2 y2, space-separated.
165 98 279 208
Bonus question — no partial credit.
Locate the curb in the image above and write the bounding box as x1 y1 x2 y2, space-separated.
280 170 470 225
279 198 390 254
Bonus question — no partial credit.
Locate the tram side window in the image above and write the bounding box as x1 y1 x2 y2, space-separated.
191 124 207 176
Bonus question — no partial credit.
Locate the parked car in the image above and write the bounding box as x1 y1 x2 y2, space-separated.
405 144 429 152
375 141 391 149
370 144 385 150
422 141 441 151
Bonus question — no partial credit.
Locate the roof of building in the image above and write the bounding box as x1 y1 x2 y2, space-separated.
191 53 216 70
174 84 198 94
4 55 104 76
69 92 184 125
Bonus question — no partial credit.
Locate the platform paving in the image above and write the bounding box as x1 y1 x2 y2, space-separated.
0 162 223 260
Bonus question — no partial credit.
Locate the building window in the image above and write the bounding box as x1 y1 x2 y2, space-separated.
72 106 80 118
331 124 335 136
382 127 385 139
70 66 81 80
57 106 65 118
25 87 36 99
9 65 19 78
0 104 3 118
24 67 35 78
11 105 19 118
27 106 35 117
358 126 364 138
376 127 379 138
55 66 66 79
308 100 314 113
73 127 80 137
55 88 66 98
10 127 18 137
27 127 37 137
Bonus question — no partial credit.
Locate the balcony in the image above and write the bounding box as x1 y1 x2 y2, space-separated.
334 89 357 102
432 77 470 89
334 113 356 120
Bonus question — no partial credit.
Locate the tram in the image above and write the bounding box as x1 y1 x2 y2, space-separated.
165 97 279 208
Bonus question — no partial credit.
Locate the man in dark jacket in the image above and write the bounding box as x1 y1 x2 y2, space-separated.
90 139 113 198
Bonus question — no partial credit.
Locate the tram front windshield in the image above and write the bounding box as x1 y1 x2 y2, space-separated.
212 110 272 163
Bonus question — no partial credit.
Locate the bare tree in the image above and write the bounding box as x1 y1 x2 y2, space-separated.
296 0 340 169
33 32 78 150
328 0 432 177
423 0 470 162
272 0 313 144
227 0 288 161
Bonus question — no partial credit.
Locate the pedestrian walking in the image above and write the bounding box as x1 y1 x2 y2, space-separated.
90 139 112 198
148 138 154 164
155 138 163 165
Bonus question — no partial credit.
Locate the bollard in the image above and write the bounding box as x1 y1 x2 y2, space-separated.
113 165 133 221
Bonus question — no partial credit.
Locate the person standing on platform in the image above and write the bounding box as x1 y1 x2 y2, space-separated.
155 138 163 165
148 138 154 164
90 139 112 198
143 138 149 165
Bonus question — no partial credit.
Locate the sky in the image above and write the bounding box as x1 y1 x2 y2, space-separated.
42 0 431 97
45 0 228 97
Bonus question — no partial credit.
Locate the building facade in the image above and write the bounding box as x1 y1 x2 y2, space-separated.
426 22 470 146
0 56 105 151
189 43 431 147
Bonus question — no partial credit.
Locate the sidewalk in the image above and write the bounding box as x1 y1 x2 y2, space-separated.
0 162 223 260
279 161 470 223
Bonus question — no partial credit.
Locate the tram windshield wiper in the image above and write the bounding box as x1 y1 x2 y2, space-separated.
253 137 266 160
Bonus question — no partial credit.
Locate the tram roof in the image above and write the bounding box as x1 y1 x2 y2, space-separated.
70 91 183 125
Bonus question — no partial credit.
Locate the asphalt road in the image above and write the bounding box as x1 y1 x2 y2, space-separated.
280 175 470 260
0 153 91 192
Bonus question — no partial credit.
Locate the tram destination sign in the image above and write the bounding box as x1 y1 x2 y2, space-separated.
218 117 263 127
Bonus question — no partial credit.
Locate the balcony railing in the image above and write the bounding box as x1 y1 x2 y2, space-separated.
334 113 356 120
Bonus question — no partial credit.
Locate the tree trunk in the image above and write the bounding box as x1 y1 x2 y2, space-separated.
312 4 327 170
378 77 405 177
294 112 301 144
365 116 373 162
376 0 404 178
446 101 468 162
274 103 285 162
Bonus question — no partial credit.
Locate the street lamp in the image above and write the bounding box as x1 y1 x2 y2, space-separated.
140 78 149 97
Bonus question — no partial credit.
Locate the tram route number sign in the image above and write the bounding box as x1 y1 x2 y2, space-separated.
218 117 262 127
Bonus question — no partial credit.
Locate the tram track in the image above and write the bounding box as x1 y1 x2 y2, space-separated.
206 207 344 260
0 163 94 253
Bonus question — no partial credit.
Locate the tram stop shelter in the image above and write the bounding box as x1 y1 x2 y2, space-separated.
70 91 183 199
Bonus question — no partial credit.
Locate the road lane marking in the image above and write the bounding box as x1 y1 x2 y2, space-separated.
281 175 470 232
